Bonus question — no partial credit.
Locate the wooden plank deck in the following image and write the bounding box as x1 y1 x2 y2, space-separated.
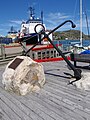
0 60 90 120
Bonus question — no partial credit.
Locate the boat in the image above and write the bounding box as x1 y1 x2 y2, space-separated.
70 0 90 67
0 6 64 62
17 6 53 45
7 26 18 40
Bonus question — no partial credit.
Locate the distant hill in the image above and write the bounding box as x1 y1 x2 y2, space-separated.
53 30 90 40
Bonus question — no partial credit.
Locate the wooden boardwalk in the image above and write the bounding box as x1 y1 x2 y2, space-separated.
0 60 90 120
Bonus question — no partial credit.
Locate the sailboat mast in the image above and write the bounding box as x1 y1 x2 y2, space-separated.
84 1 90 37
80 0 83 46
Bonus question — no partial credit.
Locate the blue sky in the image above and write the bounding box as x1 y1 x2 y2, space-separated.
0 0 90 36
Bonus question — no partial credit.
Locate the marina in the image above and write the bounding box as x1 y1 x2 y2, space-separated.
0 0 90 119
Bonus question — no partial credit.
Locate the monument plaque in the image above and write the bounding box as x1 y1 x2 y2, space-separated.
8 58 23 70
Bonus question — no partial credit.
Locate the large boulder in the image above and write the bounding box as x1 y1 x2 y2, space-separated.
2 56 45 95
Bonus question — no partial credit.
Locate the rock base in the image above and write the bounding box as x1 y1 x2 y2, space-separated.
73 72 90 91
2 56 45 95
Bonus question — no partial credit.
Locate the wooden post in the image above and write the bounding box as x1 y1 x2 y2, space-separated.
1 44 6 59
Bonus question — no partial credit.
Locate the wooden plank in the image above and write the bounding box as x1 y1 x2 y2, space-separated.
46 78 90 108
0 87 43 120
0 99 21 120
43 85 90 120
25 92 76 120
0 108 11 120
15 95 64 120
44 84 87 109
46 81 87 101
0 92 32 120
32 90 85 120
25 96 65 120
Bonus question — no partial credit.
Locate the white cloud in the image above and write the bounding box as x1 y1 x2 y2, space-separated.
48 12 69 20
9 20 22 25
44 12 74 31
7 20 22 29
45 12 69 25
